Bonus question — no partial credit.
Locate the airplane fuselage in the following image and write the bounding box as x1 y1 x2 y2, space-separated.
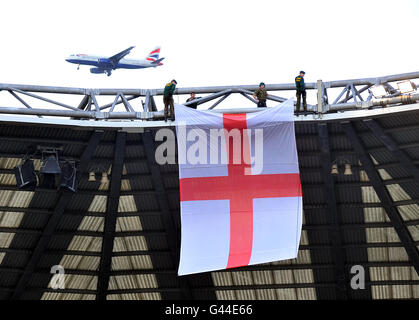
66 54 162 69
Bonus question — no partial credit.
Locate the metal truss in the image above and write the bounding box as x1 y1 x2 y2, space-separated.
0 71 418 120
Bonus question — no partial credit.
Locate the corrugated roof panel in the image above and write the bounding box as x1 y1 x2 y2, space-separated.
111 255 153 271
67 236 102 252
361 187 380 203
0 190 34 207
231 271 253 285
50 274 97 291
77 216 104 232
365 228 400 243
59 255 100 271
113 236 148 252
42 293 96 300
386 184 412 202
0 174 16 185
407 225 419 241
0 211 24 228
273 270 294 284
296 288 317 300
118 195 137 213
87 195 107 212
293 269 315 283
276 288 297 299
235 290 256 300
212 272 233 286
108 274 158 290
364 208 390 223
397 204 419 221
0 158 20 169
107 292 161 300
0 233 15 248
215 290 236 300
116 217 143 232
252 270 273 285
367 247 409 262
255 289 276 300
370 266 418 281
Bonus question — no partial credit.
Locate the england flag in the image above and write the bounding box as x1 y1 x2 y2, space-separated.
175 99 303 275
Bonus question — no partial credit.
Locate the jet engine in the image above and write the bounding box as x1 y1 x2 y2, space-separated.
90 67 105 74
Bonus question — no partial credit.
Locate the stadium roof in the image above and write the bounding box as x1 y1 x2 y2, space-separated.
0 75 418 300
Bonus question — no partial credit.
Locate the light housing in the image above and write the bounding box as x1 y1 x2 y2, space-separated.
331 163 338 175
60 162 78 192
344 163 353 175
88 171 96 182
370 85 388 98
397 80 415 94
101 172 109 184
14 159 37 190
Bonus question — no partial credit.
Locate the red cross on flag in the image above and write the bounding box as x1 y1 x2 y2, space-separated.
175 99 302 275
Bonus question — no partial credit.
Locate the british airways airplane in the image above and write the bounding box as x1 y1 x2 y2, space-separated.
65 46 164 76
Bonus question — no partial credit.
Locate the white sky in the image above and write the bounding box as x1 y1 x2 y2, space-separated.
0 0 418 109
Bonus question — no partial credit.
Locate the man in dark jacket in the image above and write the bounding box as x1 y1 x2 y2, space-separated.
163 79 177 121
253 82 268 108
186 92 201 109
295 71 307 116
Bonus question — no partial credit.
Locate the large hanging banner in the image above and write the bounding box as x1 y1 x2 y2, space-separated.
175 99 302 276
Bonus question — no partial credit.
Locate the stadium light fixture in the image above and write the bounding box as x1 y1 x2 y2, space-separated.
14 159 37 191
370 85 388 98
101 172 109 184
331 163 338 175
344 163 353 175
88 171 96 182
60 161 78 192
397 80 415 94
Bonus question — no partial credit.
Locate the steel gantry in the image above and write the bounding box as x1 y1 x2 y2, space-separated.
0 71 418 120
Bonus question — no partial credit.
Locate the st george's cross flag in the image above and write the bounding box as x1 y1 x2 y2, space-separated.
175 99 302 276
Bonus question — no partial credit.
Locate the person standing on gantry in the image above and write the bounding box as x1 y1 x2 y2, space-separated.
295 71 307 116
163 79 177 121
253 82 268 108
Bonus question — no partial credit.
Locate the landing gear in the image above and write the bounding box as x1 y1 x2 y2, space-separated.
77 64 80 70
106 70 112 76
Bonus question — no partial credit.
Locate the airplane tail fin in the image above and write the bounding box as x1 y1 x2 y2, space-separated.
146 46 161 62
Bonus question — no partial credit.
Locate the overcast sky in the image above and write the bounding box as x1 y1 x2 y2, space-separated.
0 0 418 109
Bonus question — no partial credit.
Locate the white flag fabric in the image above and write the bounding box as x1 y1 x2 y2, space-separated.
175 99 303 276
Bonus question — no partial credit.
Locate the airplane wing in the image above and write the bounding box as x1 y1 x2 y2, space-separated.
108 46 135 65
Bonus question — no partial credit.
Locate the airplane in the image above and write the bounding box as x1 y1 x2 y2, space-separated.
65 46 164 76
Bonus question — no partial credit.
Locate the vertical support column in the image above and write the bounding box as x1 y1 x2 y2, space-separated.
96 131 127 301
318 123 349 300
317 80 323 113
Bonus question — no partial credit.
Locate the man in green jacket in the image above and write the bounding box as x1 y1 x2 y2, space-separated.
295 71 307 116
253 82 268 108
163 79 177 121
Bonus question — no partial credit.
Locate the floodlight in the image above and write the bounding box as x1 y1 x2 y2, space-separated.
344 163 353 176
40 155 61 174
370 85 388 98
14 159 37 190
331 163 338 175
101 172 109 184
60 162 78 192
397 80 415 94
88 171 96 182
